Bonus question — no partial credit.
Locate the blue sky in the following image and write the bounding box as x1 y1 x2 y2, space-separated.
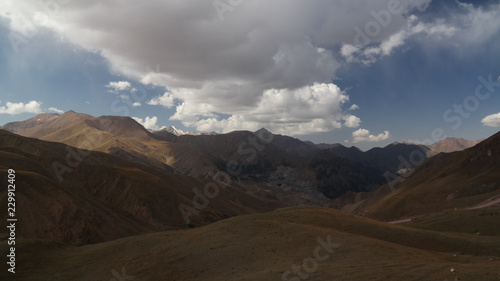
1 0 500 150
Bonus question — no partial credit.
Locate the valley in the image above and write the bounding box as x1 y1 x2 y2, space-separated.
1 112 499 280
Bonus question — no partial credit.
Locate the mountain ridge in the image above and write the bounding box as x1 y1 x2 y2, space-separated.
0 111 484 202
1 111 481 156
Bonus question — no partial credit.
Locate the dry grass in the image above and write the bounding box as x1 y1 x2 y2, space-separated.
2 207 500 281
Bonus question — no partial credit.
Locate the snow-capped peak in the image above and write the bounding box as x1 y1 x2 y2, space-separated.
163 126 186 136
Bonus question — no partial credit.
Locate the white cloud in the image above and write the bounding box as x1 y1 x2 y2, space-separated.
147 91 176 108
132 102 142 107
343 115 361 128
169 83 360 135
342 2 500 64
453 1 500 45
344 17 457 64
481 112 500 127
0 101 43 115
348 104 360 111
48 107 64 114
340 44 360 62
105 81 135 93
132 116 166 131
352 129 390 143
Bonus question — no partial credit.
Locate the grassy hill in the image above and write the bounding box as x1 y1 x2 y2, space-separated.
2 206 499 281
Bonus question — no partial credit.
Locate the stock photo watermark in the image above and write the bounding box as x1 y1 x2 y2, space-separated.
6 169 17 274
352 0 429 46
110 266 135 281
281 235 340 281
353 0 404 45
213 0 244 21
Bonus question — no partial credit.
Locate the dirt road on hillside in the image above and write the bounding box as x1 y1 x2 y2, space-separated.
389 196 500 224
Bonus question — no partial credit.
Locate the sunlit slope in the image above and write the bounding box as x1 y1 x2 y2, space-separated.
15 111 217 175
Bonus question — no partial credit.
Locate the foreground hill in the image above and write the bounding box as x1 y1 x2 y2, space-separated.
0 129 275 245
330 131 500 222
3 207 499 281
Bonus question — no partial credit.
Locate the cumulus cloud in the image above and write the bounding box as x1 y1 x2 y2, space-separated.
147 92 176 108
132 102 142 107
105 81 135 93
132 116 165 131
343 115 361 128
1 0 436 133
48 107 64 114
348 104 360 111
352 128 390 143
169 83 360 134
0 101 43 115
481 112 500 127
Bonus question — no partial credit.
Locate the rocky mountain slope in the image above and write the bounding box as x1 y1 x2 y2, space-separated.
0 129 275 245
330 131 500 222
1 111 482 203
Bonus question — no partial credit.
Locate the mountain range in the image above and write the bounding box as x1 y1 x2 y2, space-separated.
1 111 481 200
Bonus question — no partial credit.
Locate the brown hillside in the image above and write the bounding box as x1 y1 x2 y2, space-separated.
0 130 276 245
331 131 500 221
3 207 500 281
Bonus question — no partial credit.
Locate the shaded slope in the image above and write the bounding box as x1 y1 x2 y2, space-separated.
305 153 385 198
4 207 500 281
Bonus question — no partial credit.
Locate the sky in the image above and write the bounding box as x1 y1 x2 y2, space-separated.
1 0 500 150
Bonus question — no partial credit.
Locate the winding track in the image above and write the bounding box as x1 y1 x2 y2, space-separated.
388 196 500 224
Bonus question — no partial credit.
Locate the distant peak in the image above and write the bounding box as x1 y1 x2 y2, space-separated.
160 125 186 136
255 127 273 134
